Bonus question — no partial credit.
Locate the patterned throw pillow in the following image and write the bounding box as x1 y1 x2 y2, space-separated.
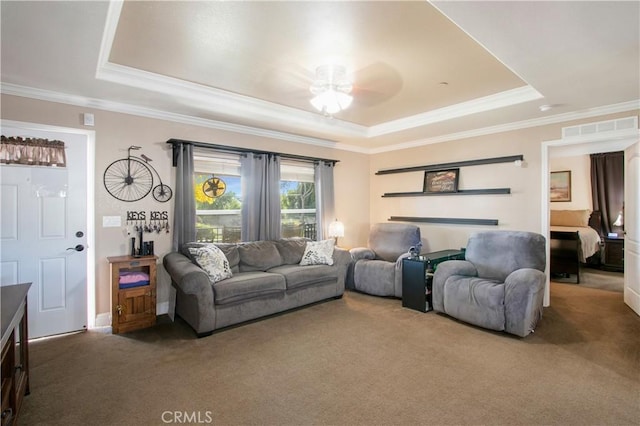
299 239 335 266
188 245 233 283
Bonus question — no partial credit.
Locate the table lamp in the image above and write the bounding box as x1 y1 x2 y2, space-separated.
328 219 345 245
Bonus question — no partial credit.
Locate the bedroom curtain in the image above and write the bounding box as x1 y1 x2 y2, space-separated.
314 160 336 241
240 153 281 241
590 151 624 235
172 143 196 251
1 135 66 167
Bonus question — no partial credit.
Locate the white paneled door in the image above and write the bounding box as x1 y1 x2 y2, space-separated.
0 125 88 338
624 141 640 316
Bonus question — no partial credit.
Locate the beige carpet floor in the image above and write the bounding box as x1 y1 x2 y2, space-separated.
20 283 640 426
553 267 625 292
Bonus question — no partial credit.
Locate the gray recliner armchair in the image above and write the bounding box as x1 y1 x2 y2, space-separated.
433 231 546 337
350 223 422 297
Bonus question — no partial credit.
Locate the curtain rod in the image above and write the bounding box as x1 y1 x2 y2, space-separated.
166 138 339 167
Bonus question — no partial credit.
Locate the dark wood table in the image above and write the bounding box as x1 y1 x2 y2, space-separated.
603 236 624 272
402 250 465 312
1 283 31 425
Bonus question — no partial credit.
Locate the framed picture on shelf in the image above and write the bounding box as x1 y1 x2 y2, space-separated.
424 169 459 193
550 170 571 202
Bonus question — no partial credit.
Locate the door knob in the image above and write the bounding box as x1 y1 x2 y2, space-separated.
66 244 85 252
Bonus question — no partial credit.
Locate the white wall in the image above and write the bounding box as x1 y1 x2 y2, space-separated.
1 92 638 321
369 112 639 254
0 94 370 321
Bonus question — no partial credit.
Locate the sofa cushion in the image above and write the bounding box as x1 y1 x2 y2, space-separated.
465 231 546 282
300 239 335 266
274 238 308 265
238 241 282 272
443 275 505 331
353 259 396 296
268 264 337 290
214 243 241 274
188 245 233 283
368 223 421 262
213 271 286 305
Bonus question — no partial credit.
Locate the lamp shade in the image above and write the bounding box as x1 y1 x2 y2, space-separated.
613 212 623 227
328 220 345 238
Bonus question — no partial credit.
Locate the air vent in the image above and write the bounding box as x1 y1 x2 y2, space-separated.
562 117 638 138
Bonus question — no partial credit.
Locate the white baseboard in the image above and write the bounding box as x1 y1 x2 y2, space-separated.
94 312 111 328
92 302 169 330
157 301 169 315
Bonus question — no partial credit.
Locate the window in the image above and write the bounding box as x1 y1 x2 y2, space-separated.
193 155 318 242
194 154 242 243
280 162 316 240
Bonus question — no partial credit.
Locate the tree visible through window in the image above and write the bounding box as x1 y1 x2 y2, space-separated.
280 163 316 240
194 154 243 243
193 156 317 242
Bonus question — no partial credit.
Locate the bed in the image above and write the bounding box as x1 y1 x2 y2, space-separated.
550 209 603 283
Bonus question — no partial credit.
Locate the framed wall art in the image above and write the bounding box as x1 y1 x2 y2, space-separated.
550 170 571 202
424 168 459 193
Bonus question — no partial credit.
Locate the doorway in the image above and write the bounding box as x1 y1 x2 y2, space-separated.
541 122 638 309
0 120 95 337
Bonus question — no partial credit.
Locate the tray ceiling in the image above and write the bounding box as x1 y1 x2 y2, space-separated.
1 1 638 152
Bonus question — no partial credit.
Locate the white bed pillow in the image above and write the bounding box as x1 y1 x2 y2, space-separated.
300 239 335 266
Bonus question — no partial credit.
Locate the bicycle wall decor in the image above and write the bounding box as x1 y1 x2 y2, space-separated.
103 146 173 202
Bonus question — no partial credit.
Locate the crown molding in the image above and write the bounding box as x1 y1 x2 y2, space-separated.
96 62 369 140
95 0 547 143
0 83 369 153
369 99 640 154
367 85 543 137
96 0 367 139
95 0 123 73
96 56 548 144
2 82 636 157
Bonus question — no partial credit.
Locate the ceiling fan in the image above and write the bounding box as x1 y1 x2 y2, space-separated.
309 64 353 115
265 62 403 115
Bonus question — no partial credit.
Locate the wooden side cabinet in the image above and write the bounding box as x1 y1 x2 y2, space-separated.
603 237 624 272
108 255 157 334
1 283 31 426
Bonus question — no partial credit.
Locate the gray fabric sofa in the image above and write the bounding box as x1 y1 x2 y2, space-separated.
432 231 546 337
163 238 351 336
349 223 422 297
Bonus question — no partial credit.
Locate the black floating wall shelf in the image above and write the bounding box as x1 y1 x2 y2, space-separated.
389 216 499 226
382 188 511 197
376 155 523 175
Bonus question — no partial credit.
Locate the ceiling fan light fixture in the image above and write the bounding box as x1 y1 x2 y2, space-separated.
309 64 353 115
311 89 352 115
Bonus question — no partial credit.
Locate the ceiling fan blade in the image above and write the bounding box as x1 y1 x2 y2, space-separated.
261 63 315 92
350 62 403 106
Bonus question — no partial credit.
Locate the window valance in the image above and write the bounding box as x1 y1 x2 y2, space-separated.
1 135 67 167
